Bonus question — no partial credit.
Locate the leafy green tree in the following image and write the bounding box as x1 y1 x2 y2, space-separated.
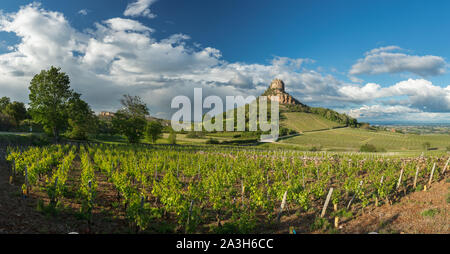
422 142 431 150
112 94 149 143
66 93 97 140
146 121 163 143
360 143 377 152
28 66 73 141
0 96 11 112
0 114 14 131
112 112 147 143
4 101 27 126
168 128 177 145
97 118 115 136
120 94 149 117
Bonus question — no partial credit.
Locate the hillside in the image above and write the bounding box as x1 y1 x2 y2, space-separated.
278 127 450 151
211 79 358 134
281 112 345 132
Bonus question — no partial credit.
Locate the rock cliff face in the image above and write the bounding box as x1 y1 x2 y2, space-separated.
263 79 302 105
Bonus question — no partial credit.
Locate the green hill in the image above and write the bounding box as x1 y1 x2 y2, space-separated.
278 127 450 152
281 112 345 133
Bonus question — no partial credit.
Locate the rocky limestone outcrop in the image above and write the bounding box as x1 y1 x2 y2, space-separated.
264 79 302 105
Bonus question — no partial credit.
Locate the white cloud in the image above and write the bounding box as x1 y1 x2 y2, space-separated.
348 105 421 118
124 0 157 19
1 4 325 115
339 79 450 112
338 83 382 102
365 45 401 56
347 104 450 123
1 4 450 123
350 46 446 77
78 9 88 16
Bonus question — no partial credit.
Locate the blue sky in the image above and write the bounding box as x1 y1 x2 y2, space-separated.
1 0 450 123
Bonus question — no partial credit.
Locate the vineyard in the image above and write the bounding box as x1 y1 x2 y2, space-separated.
2 144 449 233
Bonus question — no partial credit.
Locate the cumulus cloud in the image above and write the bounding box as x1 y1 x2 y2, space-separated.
124 0 157 19
339 79 450 112
350 46 446 77
0 3 338 116
1 3 450 123
347 104 450 123
348 105 421 118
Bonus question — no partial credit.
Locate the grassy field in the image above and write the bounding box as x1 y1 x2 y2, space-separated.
281 112 345 132
279 127 450 152
2 124 449 153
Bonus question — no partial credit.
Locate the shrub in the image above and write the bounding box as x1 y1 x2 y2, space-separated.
310 217 331 231
146 121 163 143
168 130 177 145
310 146 321 152
421 208 440 218
360 143 377 152
206 138 220 144
186 132 205 139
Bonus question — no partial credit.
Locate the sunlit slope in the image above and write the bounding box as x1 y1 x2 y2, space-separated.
279 127 450 151
281 112 345 132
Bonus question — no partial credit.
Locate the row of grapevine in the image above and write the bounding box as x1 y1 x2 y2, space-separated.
5 143 449 233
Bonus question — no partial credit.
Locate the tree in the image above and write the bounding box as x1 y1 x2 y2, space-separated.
66 93 97 140
146 121 163 143
0 96 10 112
112 112 147 143
168 128 177 145
120 94 149 117
360 143 377 152
112 94 149 143
422 142 431 151
4 101 27 126
28 66 73 141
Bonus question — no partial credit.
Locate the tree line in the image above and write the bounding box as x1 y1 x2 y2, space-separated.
1 66 168 144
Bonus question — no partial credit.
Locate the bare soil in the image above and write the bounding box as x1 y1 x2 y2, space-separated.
339 178 449 234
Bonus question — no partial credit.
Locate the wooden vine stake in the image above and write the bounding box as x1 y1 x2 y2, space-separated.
9 159 15 184
396 168 404 190
334 216 339 229
241 180 245 207
347 181 363 210
376 176 383 207
321 188 334 218
25 166 29 196
276 190 288 223
413 166 420 189
140 196 145 209
443 158 450 174
427 163 436 188
185 200 194 234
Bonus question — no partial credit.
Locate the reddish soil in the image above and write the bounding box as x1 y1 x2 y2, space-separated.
339 178 449 234
0 159 130 234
